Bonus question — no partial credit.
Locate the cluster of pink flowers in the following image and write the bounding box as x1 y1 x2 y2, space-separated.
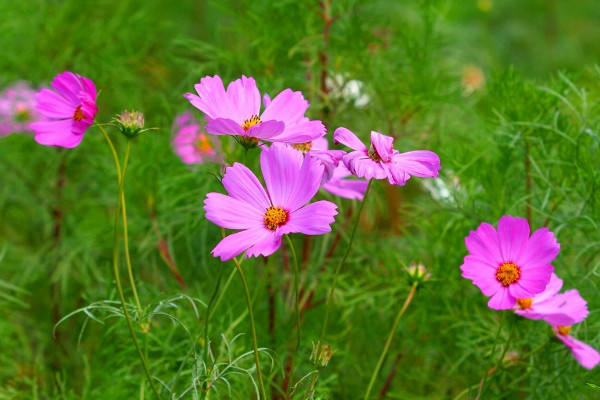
461 216 600 369
0 81 42 136
171 111 221 164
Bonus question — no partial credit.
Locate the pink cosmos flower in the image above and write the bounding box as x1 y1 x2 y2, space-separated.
514 273 589 325
460 216 560 310
333 128 441 185
322 164 369 200
30 72 97 148
553 325 600 369
0 81 42 136
287 137 346 182
172 111 221 164
204 144 338 261
185 75 325 146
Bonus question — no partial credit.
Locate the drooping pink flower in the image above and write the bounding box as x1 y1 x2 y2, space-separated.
333 128 440 185
172 111 221 164
514 273 589 325
460 216 560 310
204 144 338 261
287 137 346 182
184 75 325 147
553 325 600 369
30 72 97 148
0 81 42 136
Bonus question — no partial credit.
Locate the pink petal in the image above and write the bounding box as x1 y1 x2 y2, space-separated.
487 287 516 310
497 216 530 262
270 119 326 143
465 222 503 262
50 71 82 105
518 264 553 295
204 193 264 230
370 131 394 161
246 120 285 140
35 89 75 119
205 118 245 136
534 273 563 303
280 201 338 235
211 227 270 261
221 163 271 211
390 150 441 178
186 75 237 122
343 151 387 180
517 227 560 268
333 127 367 151
310 149 345 182
31 119 83 148
245 232 282 258
555 329 600 370
508 282 535 299
260 89 309 124
380 162 410 185
226 75 261 122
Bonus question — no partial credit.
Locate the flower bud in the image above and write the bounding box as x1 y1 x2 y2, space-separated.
310 341 336 367
114 110 146 138
407 262 431 285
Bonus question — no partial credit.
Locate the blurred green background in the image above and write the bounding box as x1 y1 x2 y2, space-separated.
1 0 600 399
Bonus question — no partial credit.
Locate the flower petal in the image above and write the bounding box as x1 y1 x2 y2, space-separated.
389 150 441 178
204 193 264 230
35 89 75 119
343 151 387 180
280 200 338 235
333 127 367 151
465 222 503 262
31 119 83 148
271 119 326 143
205 118 245 136
487 287 516 310
260 89 308 124
221 162 271 211
211 228 268 261
497 216 530 262
370 131 394 161
517 227 560 268
246 120 285 140
226 75 261 122
186 75 237 122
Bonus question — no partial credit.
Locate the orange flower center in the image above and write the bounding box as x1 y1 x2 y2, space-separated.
241 115 261 131
264 206 288 231
73 105 85 122
557 325 571 337
292 141 313 153
516 298 533 310
496 262 520 286
196 134 213 153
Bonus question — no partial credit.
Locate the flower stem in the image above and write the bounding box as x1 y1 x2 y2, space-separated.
363 282 418 400
231 255 267 399
203 263 224 368
97 124 142 313
284 235 302 398
99 125 161 399
319 179 373 342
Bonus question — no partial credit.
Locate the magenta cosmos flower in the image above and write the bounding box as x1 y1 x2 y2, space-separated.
0 81 42 136
460 216 560 310
204 144 338 261
333 128 441 185
30 72 97 148
322 163 369 200
172 111 221 164
553 325 600 369
514 273 589 325
185 75 325 146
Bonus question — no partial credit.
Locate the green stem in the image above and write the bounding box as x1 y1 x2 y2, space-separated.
363 283 418 400
284 235 302 398
231 256 267 399
203 263 224 368
97 124 142 313
100 126 161 400
319 179 373 342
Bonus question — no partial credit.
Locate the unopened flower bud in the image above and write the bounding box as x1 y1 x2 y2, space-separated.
407 262 431 285
311 341 336 367
114 110 146 138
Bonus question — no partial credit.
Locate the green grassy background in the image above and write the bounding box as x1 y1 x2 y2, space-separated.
1 0 600 398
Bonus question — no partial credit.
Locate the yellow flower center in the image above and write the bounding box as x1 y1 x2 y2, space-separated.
242 115 261 131
496 262 520 286
516 298 533 310
73 105 85 122
557 325 571 337
264 206 288 231
292 141 313 153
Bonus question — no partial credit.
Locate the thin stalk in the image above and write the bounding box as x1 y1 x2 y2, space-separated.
231 256 267 399
284 235 302 399
363 283 418 400
97 124 142 312
203 263 224 368
319 179 373 342
100 126 161 400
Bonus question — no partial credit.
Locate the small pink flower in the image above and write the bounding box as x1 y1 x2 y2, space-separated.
287 137 346 182
30 72 97 148
185 75 325 146
204 144 338 261
0 81 42 136
172 111 221 164
460 216 560 310
514 273 589 326
333 128 440 185
553 325 600 370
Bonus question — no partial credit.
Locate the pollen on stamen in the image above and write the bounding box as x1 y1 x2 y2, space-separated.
496 262 520 286
516 298 533 310
557 325 572 336
242 115 261 131
368 145 383 162
264 206 289 231
73 105 85 122
292 141 313 153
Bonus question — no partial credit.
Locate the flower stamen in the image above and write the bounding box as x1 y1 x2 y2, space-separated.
264 206 289 231
496 262 520 286
292 141 313 153
73 105 85 122
516 298 533 310
242 115 261 131
557 325 572 337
